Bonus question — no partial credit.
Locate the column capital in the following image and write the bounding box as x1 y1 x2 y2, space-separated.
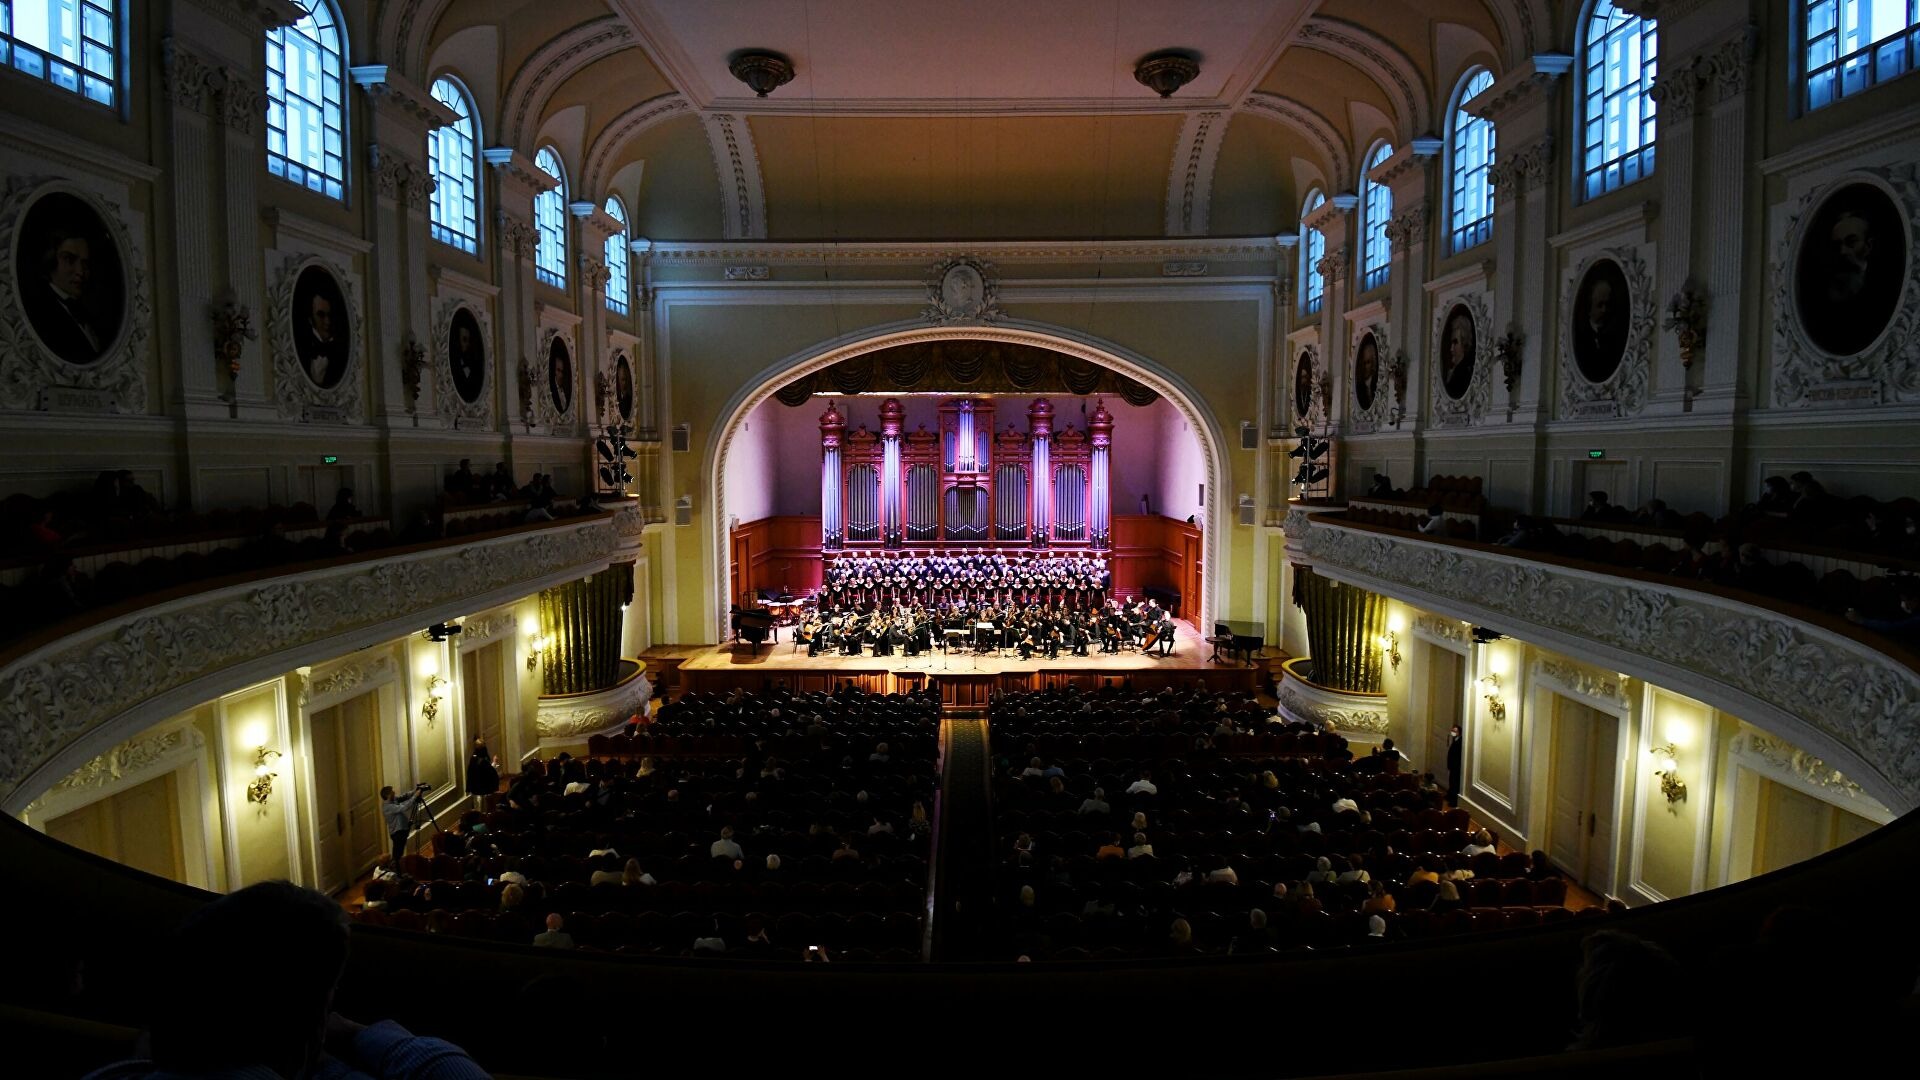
571 201 625 242
494 209 537 259
1384 204 1432 253
1488 134 1554 202
370 144 435 210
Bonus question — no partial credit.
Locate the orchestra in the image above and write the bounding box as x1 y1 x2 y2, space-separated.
792 594 1175 661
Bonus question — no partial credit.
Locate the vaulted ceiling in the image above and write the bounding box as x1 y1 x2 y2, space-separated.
377 0 1551 241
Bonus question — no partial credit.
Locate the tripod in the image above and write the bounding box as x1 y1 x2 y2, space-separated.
406 785 446 858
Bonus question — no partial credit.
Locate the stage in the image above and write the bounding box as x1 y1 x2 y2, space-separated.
657 621 1265 710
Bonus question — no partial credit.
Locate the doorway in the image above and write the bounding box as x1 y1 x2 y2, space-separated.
1547 696 1620 890
44 771 186 883
461 641 508 764
1751 778 1878 876
1424 648 1465 785
308 691 384 894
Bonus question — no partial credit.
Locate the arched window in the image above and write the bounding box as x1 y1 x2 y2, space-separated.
266 0 347 201
1448 67 1497 253
1804 0 1920 110
2 0 120 106
1300 187 1327 316
1358 141 1394 293
427 76 480 253
1578 2 1658 202
603 196 631 316
533 147 568 288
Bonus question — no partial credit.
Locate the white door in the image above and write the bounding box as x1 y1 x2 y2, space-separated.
1547 698 1620 889
309 703 347 894
310 692 385 894
1425 649 1464 781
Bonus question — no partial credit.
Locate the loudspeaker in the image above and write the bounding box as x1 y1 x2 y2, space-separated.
1240 421 1258 450
1237 495 1255 526
671 424 691 453
1197 483 1205 506
673 495 692 526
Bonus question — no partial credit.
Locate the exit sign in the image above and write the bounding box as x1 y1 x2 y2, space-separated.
322 455 339 464
1587 450 1605 459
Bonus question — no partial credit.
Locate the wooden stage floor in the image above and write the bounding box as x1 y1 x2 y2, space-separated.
661 622 1266 704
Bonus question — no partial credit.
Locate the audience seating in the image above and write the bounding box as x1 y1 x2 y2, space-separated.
985 687 1575 961
356 688 938 962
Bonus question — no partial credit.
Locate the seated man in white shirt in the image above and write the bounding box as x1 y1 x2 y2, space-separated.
1125 770 1158 796
1461 828 1497 856
711 826 744 861
1331 796 1359 815
1204 862 1239 884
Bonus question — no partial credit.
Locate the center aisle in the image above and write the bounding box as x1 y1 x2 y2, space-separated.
930 716 992 961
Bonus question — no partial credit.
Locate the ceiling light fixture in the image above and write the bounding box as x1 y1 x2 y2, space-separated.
1134 50 1201 98
729 50 796 98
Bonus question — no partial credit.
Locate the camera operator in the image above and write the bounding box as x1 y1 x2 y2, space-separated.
380 782 432 867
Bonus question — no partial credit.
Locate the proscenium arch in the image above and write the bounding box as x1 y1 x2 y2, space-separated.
701 321 1234 644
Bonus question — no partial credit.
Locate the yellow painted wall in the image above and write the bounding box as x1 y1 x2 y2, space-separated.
1638 690 1710 898
220 683 290 887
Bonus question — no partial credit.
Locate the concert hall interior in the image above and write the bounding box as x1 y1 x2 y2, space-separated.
4 1 1920 1076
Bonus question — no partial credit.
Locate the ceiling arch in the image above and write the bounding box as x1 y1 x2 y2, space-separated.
1239 92 1352 193
584 93 695 197
499 16 638 149
1293 16 1434 141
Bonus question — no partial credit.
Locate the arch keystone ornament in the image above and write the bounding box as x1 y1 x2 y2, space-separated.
922 257 1004 325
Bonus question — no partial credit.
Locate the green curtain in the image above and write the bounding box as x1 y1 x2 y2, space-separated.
1297 567 1387 693
537 564 635 695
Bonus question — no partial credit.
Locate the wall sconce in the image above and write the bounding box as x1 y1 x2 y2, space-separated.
1648 743 1687 806
523 617 554 670
420 673 444 726
247 744 283 804
1478 673 1506 722
1376 630 1401 672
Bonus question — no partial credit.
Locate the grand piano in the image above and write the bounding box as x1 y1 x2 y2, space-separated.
1208 620 1264 667
730 605 776 654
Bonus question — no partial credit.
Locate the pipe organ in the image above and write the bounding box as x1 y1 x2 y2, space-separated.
820 397 1113 551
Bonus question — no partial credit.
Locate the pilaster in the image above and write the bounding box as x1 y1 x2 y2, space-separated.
1471 55 1571 427
484 148 558 434
353 67 456 426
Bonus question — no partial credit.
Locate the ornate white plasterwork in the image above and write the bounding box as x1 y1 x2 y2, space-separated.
307 652 395 705
1294 17 1431 141
1430 288 1494 427
267 252 365 423
1166 110 1227 236
499 16 636 146
431 295 495 430
583 94 693 195
536 667 653 744
1729 727 1886 818
1277 671 1390 735
1558 245 1657 419
1349 318 1391 433
921 256 1005 325
1770 166 1920 408
1412 613 1470 649
700 111 767 240
0 177 152 414
1534 657 1630 710
457 609 519 647
0 517 627 809
530 324 579 434
1288 509 1920 811
21 721 204 819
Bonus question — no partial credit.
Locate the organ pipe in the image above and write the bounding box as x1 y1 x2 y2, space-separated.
1296 567 1386 693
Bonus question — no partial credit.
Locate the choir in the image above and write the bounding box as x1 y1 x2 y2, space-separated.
820 551 1110 608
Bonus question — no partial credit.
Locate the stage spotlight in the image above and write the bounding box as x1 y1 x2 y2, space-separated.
423 622 463 642
1469 626 1507 644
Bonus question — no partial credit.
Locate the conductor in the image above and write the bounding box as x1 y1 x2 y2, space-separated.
381 782 431 866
